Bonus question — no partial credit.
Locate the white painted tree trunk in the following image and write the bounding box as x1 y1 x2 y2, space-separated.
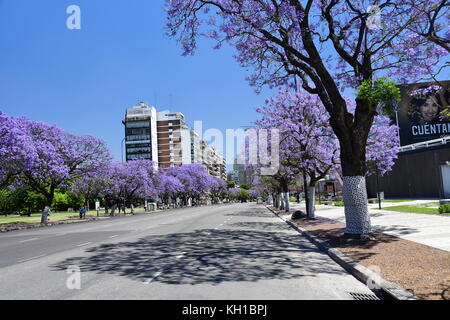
307 186 315 219
279 193 285 210
343 176 371 234
284 192 290 212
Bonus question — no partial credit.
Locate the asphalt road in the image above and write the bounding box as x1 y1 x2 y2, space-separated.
0 203 375 300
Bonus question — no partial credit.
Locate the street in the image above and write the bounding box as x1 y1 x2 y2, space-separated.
0 203 375 300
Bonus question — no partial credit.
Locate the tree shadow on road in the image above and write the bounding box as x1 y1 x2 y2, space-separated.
227 221 294 232
225 211 273 218
51 228 348 285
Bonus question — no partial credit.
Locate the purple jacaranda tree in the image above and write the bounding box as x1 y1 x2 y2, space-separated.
157 171 184 207
243 126 296 211
403 0 450 53
106 160 158 214
166 164 213 205
254 87 400 218
71 166 113 212
0 112 37 188
252 175 283 207
228 187 241 201
12 119 112 223
255 87 339 217
165 0 448 235
249 189 259 200
209 177 228 203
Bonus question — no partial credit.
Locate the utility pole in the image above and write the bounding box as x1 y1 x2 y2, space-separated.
303 170 310 217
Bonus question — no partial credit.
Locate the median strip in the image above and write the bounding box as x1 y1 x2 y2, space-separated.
76 242 92 247
17 254 46 263
19 238 38 243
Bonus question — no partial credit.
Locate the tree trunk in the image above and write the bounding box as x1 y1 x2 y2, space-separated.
279 193 285 210
41 208 49 224
284 192 290 212
340 147 372 234
342 176 371 234
307 185 316 219
332 100 374 235
41 192 54 224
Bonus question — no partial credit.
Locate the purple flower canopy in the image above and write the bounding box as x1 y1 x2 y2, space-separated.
166 164 217 198
165 0 448 91
250 87 400 191
0 112 37 187
1 110 230 205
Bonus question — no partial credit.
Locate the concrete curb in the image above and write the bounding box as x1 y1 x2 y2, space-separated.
0 203 231 234
0 217 106 233
266 206 417 300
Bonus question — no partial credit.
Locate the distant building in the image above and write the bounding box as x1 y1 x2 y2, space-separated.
156 110 191 169
201 143 226 179
190 130 203 165
231 158 254 186
123 102 158 164
123 104 226 180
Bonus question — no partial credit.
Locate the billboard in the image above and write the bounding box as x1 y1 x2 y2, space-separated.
397 81 450 146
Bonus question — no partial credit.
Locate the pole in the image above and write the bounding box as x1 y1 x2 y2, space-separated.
303 170 309 216
395 110 401 147
376 168 381 210
121 137 125 163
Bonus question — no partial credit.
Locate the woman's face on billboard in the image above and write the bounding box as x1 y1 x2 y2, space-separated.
420 96 439 122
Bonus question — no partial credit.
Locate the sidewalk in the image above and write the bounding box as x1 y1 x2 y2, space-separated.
275 203 450 299
289 201 450 252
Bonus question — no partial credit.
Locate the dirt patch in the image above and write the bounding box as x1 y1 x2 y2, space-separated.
272 208 450 300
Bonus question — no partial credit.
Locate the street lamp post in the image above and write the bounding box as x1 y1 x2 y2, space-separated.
121 137 125 163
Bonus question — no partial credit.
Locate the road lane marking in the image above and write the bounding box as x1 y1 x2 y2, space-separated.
109 235 119 239
19 238 38 243
144 271 162 284
76 242 92 247
17 254 46 263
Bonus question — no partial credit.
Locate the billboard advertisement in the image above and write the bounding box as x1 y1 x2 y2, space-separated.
397 81 450 146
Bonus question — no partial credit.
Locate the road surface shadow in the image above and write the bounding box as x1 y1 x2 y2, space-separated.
227 221 293 232
51 228 347 285
225 211 273 218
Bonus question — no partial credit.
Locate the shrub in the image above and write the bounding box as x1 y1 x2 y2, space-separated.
439 204 450 214
333 201 345 207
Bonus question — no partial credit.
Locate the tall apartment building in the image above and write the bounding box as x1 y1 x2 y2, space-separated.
231 157 254 186
202 141 227 180
190 130 203 164
123 102 158 164
156 110 192 169
123 104 226 179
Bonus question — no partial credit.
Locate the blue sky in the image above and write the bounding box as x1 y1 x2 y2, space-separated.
0 0 272 163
